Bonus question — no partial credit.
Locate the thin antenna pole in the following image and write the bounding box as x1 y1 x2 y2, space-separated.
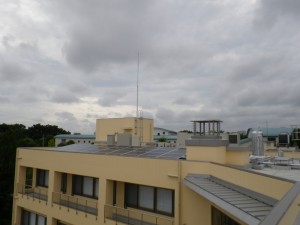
136 52 139 118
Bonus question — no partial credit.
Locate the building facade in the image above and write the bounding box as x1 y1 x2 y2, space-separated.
12 119 300 225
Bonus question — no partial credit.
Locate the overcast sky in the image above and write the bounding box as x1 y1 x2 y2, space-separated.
1 0 300 133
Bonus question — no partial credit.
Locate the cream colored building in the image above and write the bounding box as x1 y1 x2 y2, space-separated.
95 117 154 146
12 119 300 225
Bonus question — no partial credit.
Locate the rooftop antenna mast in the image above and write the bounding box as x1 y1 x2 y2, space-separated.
136 52 140 118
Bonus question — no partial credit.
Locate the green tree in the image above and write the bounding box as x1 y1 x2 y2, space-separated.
0 124 26 225
27 124 70 146
0 123 70 225
57 140 75 147
48 138 55 147
158 137 167 142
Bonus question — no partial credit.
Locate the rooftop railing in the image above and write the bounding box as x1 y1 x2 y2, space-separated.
52 192 98 216
104 205 174 225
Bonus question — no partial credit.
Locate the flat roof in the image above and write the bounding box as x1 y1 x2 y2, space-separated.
47 144 186 160
183 174 277 225
251 167 300 182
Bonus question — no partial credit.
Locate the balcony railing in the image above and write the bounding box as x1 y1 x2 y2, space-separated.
52 192 98 216
17 183 48 202
104 205 174 225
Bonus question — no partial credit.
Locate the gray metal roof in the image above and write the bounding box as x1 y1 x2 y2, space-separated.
183 174 277 225
47 144 186 160
55 134 96 139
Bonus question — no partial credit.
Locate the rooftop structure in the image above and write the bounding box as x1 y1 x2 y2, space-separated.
191 119 222 136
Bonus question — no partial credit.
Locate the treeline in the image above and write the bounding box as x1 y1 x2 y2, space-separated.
0 123 70 225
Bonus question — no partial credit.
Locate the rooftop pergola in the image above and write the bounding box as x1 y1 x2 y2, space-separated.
191 120 223 136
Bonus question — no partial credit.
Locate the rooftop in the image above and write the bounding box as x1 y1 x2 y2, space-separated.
44 144 186 160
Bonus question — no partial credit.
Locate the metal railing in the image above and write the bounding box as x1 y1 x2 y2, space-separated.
104 205 174 225
52 192 98 216
17 183 48 202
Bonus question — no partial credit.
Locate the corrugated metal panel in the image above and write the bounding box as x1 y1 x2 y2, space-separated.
183 174 278 225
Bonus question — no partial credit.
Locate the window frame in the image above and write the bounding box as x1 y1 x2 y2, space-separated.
72 175 99 199
61 173 67 193
21 209 47 225
211 206 241 225
125 183 174 216
36 169 49 188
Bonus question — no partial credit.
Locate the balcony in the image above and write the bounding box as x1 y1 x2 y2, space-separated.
17 183 48 202
104 205 174 225
52 192 98 216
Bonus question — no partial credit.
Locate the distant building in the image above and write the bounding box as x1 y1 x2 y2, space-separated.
154 127 177 147
55 134 95 146
95 117 154 146
247 127 295 150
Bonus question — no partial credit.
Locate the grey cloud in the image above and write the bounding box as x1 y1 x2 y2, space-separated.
86 113 102 119
46 0 222 74
173 97 195 106
98 91 127 107
51 90 80 104
1 0 300 134
254 0 300 28
0 96 10 103
155 107 176 123
55 112 77 122
0 62 33 83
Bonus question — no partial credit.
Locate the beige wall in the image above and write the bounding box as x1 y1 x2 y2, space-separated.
186 146 226 164
95 117 153 143
13 147 178 225
13 144 296 225
277 190 300 225
226 150 251 165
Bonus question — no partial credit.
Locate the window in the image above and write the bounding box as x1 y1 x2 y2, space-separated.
139 185 154 210
36 169 49 187
156 188 173 214
113 181 117 205
212 207 241 225
21 209 46 225
229 135 238 144
125 183 174 216
72 175 99 199
61 173 67 193
25 167 33 187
